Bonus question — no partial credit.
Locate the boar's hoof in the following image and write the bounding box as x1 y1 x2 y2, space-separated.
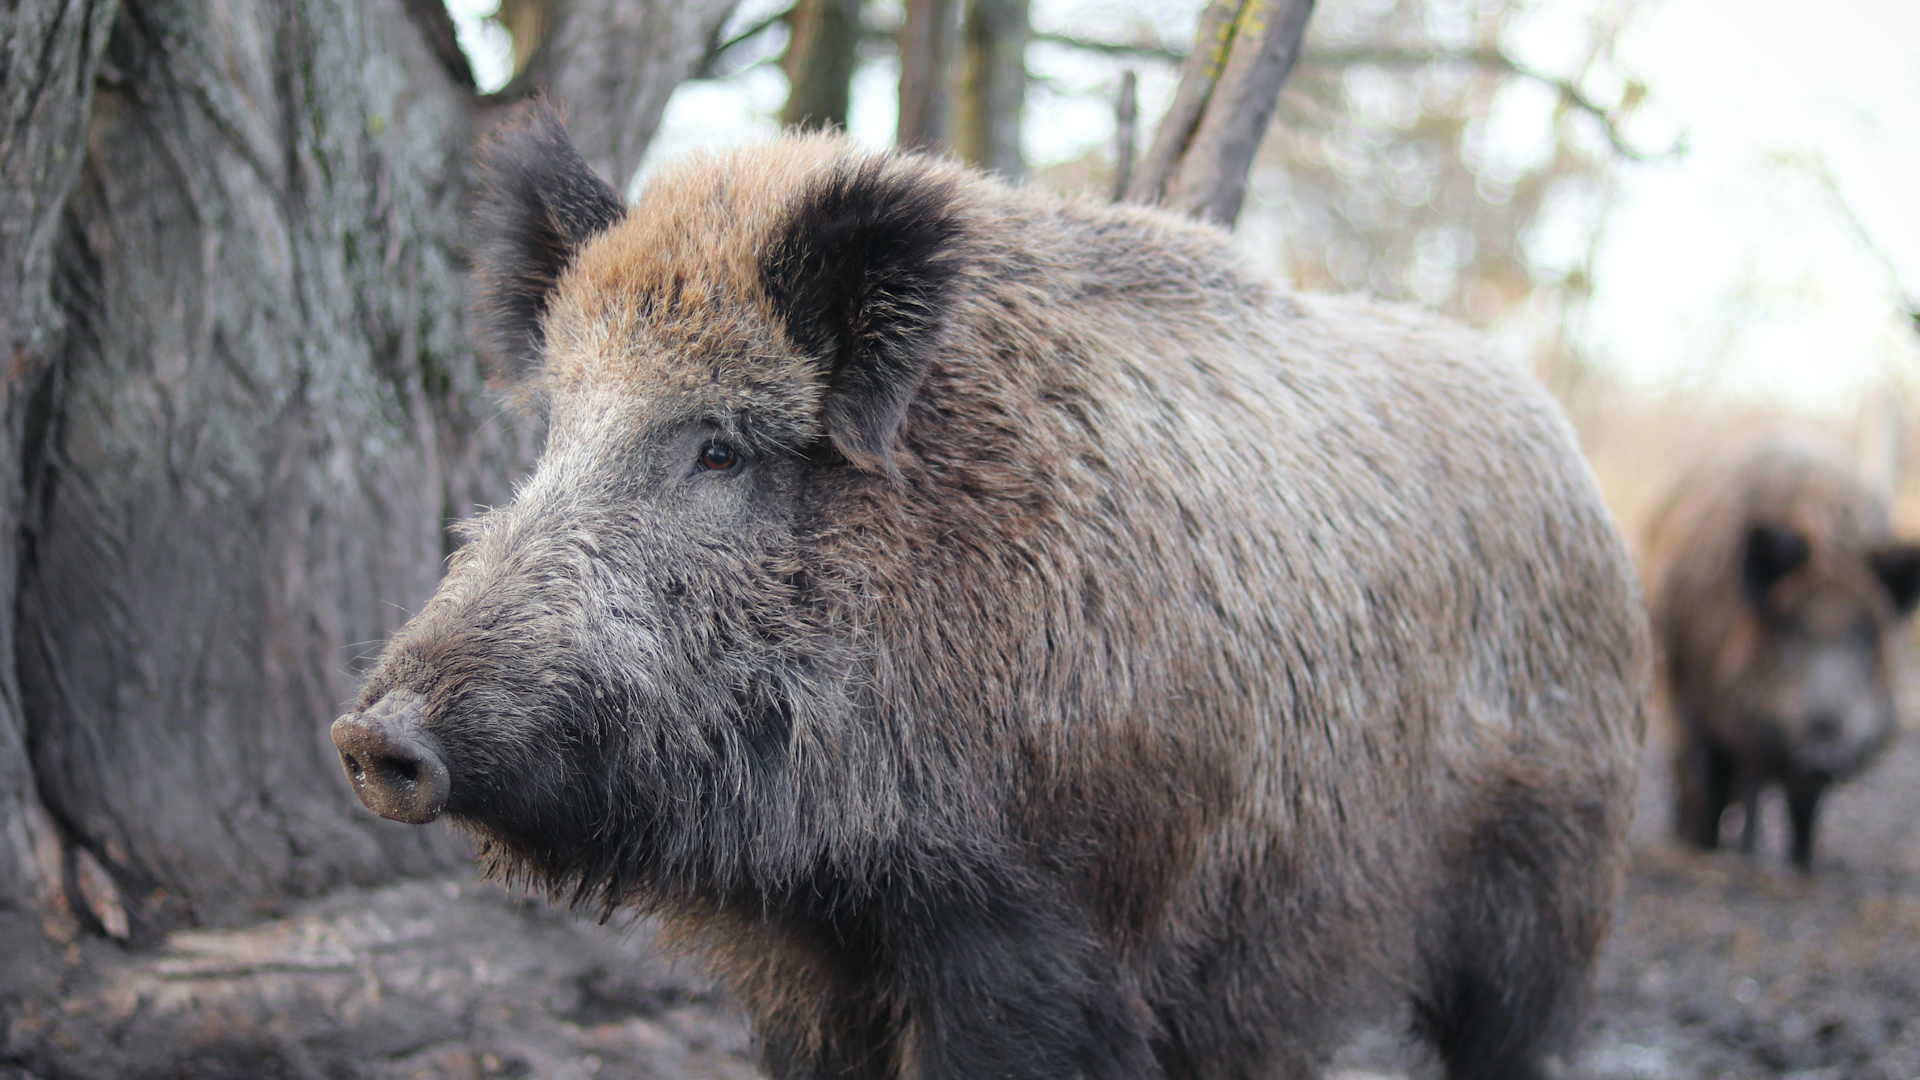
331 691 449 824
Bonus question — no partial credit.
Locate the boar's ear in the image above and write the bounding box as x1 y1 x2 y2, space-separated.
1869 542 1920 616
762 158 969 475
1740 522 1809 606
470 99 627 383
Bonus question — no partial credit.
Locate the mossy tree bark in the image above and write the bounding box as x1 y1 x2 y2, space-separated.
0 0 734 946
1127 0 1316 226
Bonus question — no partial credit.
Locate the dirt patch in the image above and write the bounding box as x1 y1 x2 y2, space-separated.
1576 725 1920 1080
0 878 759 1080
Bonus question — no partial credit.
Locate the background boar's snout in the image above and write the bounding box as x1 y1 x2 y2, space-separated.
331 690 448 824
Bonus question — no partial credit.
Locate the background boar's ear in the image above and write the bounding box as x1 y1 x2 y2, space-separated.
1869 542 1920 616
470 99 626 383
762 159 968 475
1740 522 1809 606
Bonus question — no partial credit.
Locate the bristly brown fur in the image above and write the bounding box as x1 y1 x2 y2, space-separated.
1648 434 1920 870
351 122 1651 1080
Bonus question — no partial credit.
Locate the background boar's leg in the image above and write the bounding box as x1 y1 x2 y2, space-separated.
1786 773 1831 871
1675 728 1735 850
1731 763 1766 855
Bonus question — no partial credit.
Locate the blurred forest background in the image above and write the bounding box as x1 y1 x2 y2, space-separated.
1 0 1918 1076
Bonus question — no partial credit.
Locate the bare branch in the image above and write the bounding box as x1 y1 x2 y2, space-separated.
1125 0 1244 207
700 3 794 80
1033 29 1184 64
1032 29 1681 166
1135 0 1318 226
1295 47 1683 162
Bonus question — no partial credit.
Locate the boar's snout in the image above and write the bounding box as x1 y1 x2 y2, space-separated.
331 691 449 824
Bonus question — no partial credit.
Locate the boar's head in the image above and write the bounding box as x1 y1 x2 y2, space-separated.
331 101 968 910
1736 519 1920 779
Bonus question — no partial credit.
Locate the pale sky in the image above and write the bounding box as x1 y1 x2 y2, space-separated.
447 0 1920 416
1581 0 1920 413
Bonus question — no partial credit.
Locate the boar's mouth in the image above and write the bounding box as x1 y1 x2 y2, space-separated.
331 690 450 824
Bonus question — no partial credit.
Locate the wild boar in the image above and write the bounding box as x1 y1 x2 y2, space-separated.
1648 434 1920 870
332 103 1648 1080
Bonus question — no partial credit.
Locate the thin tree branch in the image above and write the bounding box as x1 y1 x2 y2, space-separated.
1132 0 1318 226
1028 32 1682 165
1124 0 1243 207
1296 47 1683 162
698 5 793 80
1031 30 1184 63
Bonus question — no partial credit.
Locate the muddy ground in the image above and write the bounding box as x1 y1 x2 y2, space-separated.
3 728 1917 1080
1571 726 1920 1080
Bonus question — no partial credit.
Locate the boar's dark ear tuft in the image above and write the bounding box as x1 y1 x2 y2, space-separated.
470 98 627 383
1740 522 1809 606
1869 542 1920 616
762 157 969 475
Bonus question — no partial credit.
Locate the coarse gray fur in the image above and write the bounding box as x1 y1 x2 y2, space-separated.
339 105 1649 1080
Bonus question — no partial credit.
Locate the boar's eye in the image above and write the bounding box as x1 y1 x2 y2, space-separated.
700 443 741 472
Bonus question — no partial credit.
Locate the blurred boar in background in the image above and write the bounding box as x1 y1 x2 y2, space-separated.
332 103 1648 1080
1648 435 1920 870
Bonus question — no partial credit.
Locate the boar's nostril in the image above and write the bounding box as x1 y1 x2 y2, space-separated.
330 690 449 825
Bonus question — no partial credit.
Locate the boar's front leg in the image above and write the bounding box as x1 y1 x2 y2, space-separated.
1730 760 1766 855
1675 724 1734 850
877 875 1161 1080
1785 772 1829 871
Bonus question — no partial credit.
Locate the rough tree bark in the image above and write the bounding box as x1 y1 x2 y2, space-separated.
0 0 122 977
896 0 962 151
515 0 737 189
0 0 736 950
1127 0 1315 226
952 0 1028 180
780 0 861 131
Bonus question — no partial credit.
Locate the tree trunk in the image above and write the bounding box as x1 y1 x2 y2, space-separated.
780 0 862 132
1126 0 1242 207
0 0 120 943
1128 0 1315 227
516 0 739 191
952 0 1028 180
896 0 962 151
0 0 734 945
